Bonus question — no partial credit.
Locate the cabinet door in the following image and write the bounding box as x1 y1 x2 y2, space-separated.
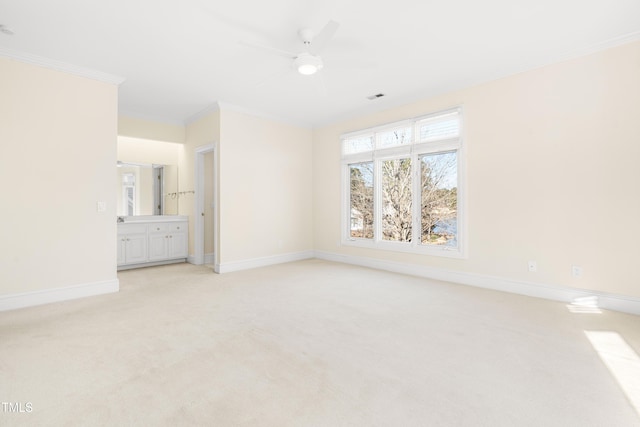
125 234 148 264
117 236 127 265
168 231 188 259
148 233 169 261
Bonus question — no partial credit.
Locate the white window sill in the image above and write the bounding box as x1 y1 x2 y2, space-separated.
341 238 467 259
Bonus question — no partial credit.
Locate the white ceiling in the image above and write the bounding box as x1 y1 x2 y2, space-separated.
1 0 639 128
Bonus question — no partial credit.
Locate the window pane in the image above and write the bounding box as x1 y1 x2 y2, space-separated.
420 151 457 247
349 162 374 239
343 135 374 155
126 187 135 216
123 173 136 216
377 127 412 149
417 112 459 142
382 158 412 242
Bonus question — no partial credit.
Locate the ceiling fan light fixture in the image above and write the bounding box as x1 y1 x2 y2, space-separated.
294 53 323 75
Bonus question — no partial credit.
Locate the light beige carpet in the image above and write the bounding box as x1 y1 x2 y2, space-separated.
1 259 639 426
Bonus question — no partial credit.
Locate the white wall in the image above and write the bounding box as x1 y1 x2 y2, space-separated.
155 106 315 269
183 110 220 259
313 41 640 300
218 109 313 267
117 136 182 166
118 116 184 144
204 151 215 255
0 57 118 300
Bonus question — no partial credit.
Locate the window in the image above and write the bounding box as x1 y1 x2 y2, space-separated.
382 157 412 242
122 173 136 216
342 108 465 257
349 162 374 239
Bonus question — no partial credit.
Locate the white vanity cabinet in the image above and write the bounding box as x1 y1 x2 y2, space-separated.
117 224 148 266
117 216 188 270
148 222 188 261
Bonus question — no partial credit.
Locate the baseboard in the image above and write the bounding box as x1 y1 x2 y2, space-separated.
204 252 215 265
118 258 186 271
186 253 215 266
314 250 640 316
0 279 119 312
217 250 314 274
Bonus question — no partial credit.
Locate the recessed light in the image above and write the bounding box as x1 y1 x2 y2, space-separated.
0 24 15 35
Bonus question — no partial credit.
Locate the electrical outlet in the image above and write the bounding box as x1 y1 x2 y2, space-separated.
572 265 583 278
96 201 106 213
528 261 537 272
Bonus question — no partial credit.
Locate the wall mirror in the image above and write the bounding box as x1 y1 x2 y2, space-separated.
116 161 179 216
117 136 182 217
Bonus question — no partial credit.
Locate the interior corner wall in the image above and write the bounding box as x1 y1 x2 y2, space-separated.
184 110 220 260
0 57 118 297
312 40 640 299
218 109 313 266
203 151 215 255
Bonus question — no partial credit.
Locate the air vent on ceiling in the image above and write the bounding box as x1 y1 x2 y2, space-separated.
367 93 385 100
0 24 15 35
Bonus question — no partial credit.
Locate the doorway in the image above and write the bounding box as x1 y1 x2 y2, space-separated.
194 144 218 271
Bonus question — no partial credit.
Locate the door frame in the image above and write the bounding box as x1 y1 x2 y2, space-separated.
194 143 219 271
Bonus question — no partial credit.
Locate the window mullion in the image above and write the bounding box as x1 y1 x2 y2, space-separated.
342 163 350 242
373 157 382 243
341 106 464 257
412 152 421 247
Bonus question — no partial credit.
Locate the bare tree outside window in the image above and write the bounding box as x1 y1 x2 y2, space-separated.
382 158 412 242
421 152 457 246
342 108 463 255
349 162 374 239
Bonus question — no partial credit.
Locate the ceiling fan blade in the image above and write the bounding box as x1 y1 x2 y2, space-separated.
308 20 339 55
239 40 297 59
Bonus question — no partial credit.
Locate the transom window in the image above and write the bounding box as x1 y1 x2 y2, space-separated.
341 107 465 257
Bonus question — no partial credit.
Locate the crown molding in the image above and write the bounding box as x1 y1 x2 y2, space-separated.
184 103 222 125
0 47 125 85
212 101 312 129
566 30 640 60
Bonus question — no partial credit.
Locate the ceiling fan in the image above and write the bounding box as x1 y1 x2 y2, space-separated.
242 20 340 76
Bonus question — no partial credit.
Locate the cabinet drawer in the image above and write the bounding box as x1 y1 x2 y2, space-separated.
170 223 187 232
148 222 187 233
118 224 147 235
149 224 169 233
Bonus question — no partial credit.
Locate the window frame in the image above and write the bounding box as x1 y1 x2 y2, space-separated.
340 107 467 259
122 173 136 216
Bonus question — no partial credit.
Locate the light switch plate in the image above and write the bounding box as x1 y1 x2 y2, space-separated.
97 201 106 212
